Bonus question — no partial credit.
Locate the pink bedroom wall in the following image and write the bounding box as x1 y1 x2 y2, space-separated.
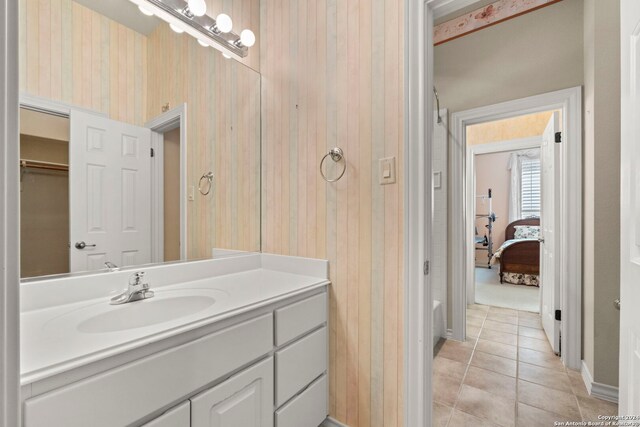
474 151 512 264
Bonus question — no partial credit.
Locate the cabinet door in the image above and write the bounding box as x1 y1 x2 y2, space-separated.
142 401 190 427
191 357 273 427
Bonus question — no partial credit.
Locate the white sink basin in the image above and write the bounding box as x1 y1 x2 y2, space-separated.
44 289 224 334
78 295 216 333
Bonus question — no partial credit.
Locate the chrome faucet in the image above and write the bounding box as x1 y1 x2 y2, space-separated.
110 272 154 305
104 261 119 272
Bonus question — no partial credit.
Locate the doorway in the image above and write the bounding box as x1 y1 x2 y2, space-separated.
468 111 562 314
449 88 583 369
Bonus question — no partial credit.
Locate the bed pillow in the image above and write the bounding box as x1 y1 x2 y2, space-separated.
514 225 540 239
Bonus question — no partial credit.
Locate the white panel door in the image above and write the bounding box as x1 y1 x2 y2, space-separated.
540 111 560 353
620 0 640 415
191 357 273 427
69 110 152 272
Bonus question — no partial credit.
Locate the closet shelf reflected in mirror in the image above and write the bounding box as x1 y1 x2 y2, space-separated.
20 159 69 172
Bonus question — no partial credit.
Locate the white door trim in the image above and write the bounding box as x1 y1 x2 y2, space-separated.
465 136 542 307
404 0 431 425
1 0 21 423
145 104 188 261
450 86 583 370
19 93 107 118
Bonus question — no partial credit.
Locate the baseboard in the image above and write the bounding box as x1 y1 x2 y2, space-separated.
581 360 619 404
322 417 349 427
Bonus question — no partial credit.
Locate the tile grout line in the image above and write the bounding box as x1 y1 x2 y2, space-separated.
444 307 487 427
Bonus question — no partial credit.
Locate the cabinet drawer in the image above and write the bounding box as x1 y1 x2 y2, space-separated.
24 313 273 427
275 326 327 407
191 357 274 427
275 374 327 427
142 401 190 427
275 292 326 346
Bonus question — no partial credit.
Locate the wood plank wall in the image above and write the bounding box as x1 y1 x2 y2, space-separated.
147 23 261 258
19 0 148 126
260 0 405 425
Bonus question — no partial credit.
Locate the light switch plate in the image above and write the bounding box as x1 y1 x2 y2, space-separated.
379 157 396 185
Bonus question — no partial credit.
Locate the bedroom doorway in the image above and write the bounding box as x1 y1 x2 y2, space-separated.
448 87 583 368
469 111 556 314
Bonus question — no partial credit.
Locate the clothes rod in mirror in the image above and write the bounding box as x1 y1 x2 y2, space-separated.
128 0 256 58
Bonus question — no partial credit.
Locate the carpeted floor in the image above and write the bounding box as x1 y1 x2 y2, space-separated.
474 267 539 312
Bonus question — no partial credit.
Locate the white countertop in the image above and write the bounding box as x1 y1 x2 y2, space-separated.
20 254 329 386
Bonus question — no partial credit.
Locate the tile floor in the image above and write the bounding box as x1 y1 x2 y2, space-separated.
433 304 618 427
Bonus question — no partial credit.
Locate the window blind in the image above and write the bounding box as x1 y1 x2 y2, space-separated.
521 158 541 218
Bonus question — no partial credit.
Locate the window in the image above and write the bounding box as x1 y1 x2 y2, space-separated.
521 158 541 218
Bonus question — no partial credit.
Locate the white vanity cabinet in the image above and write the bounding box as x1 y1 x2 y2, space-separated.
22 287 328 427
191 357 274 427
142 402 191 427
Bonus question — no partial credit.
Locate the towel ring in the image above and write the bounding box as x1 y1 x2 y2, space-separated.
320 147 346 183
199 172 214 195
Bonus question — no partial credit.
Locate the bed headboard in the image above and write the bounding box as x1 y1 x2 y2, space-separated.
506 218 540 240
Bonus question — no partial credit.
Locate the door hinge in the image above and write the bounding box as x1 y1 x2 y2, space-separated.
423 260 430 275
555 309 561 321
555 132 562 143
150 148 155 157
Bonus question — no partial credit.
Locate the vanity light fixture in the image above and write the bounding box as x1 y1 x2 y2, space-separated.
233 29 256 48
169 22 184 33
138 5 154 16
130 0 253 58
187 0 206 17
214 14 233 33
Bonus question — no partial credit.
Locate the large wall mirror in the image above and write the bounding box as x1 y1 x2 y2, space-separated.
18 0 261 279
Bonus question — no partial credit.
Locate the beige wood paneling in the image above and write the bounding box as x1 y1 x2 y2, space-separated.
19 0 148 126
260 0 404 425
146 23 261 259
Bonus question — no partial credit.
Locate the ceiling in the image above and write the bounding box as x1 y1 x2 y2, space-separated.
73 0 162 36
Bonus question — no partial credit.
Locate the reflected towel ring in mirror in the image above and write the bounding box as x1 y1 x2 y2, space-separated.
199 172 214 195
320 147 346 183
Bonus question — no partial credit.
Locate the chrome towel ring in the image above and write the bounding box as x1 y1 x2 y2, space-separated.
199 172 214 195
320 147 346 183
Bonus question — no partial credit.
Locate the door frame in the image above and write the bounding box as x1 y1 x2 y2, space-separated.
450 87 583 370
404 0 432 425
0 0 20 423
145 104 188 262
466 136 542 303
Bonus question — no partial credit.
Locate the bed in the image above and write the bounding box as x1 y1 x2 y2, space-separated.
491 218 540 286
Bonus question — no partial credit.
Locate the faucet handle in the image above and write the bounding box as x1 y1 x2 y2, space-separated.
129 271 146 287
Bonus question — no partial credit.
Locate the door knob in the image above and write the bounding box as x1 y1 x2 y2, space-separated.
75 241 96 250
614 299 620 310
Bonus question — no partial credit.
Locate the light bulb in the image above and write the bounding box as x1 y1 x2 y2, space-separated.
169 23 184 34
215 14 233 33
240 29 255 47
222 53 231 59
187 0 206 17
197 39 208 47
138 5 154 16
